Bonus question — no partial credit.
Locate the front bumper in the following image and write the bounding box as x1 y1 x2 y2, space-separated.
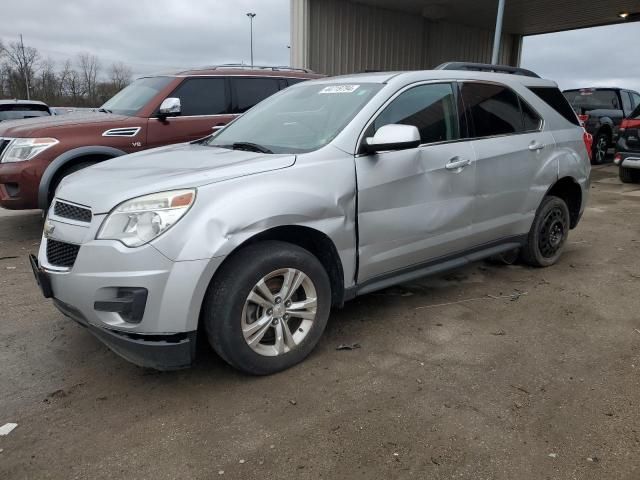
0 159 45 209
35 213 224 369
54 298 197 370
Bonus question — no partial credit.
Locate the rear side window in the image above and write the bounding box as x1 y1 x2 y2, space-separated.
529 87 580 126
460 82 533 137
171 78 228 116
622 92 634 116
521 100 543 131
373 83 460 144
631 92 640 109
233 78 280 113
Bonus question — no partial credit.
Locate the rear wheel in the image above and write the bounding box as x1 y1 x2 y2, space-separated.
203 241 331 375
521 196 570 268
619 166 640 184
591 131 609 165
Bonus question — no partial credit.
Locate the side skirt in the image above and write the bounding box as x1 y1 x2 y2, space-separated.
343 236 526 300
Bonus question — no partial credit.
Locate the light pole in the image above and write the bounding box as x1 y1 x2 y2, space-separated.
246 12 256 68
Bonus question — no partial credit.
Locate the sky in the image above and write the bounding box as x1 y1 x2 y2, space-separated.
0 0 639 93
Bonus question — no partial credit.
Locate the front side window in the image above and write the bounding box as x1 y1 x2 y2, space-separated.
207 82 383 154
373 83 459 144
101 76 174 116
170 78 228 116
233 78 280 113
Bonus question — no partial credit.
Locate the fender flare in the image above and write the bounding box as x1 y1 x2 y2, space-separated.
38 146 127 209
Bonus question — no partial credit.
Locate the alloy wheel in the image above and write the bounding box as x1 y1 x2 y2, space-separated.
241 268 318 357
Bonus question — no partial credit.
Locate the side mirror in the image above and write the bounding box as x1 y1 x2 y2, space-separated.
158 97 181 118
364 124 421 154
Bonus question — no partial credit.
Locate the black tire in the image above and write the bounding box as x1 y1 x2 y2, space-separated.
591 131 609 165
202 240 331 375
48 161 97 205
619 166 640 184
521 196 570 268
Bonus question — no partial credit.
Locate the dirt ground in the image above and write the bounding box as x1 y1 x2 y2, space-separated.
1 164 639 479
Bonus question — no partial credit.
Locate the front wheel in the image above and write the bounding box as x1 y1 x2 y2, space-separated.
521 196 570 268
203 241 331 375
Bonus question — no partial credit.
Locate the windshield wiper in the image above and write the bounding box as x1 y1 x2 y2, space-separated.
98 107 112 113
231 142 273 154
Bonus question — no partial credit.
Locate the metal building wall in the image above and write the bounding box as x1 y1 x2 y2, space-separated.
293 0 522 75
307 0 424 75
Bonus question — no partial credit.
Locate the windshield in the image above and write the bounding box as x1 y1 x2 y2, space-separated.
206 82 383 154
0 104 50 121
100 76 173 116
563 89 620 112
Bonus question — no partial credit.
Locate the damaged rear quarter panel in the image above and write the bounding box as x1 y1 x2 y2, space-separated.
151 146 358 288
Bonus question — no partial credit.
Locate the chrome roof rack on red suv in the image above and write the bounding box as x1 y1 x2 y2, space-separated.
436 62 540 78
194 64 315 74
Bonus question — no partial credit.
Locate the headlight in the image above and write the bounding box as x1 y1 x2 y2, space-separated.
1 138 59 163
97 189 196 247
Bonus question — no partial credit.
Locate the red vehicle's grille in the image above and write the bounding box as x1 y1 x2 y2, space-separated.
46 239 80 268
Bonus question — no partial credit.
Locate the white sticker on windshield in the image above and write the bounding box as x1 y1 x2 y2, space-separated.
319 85 360 94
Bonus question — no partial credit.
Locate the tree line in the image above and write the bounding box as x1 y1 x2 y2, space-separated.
0 37 133 108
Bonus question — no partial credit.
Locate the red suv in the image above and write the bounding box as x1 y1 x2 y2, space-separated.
0 66 321 210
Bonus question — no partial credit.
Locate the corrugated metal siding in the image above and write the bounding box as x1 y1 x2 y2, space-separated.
308 0 424 75
305 0 522 75
423 21 518 68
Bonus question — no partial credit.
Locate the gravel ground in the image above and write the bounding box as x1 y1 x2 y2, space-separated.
1 164 639 479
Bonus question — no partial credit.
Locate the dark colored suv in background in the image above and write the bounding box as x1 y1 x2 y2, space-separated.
0 66 321 210
563 87 640 164
614 105 640 183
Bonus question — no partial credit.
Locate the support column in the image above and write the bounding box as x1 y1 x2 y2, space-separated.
491 0 506 64
290 0 310 70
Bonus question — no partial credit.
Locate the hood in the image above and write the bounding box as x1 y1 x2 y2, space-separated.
0 112 132 137
55 143 296 213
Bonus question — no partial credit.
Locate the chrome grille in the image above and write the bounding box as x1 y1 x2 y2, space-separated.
46 239 80 268
54 201 92 223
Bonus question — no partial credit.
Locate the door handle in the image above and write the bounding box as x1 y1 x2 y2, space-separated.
528 142 545 151
445 158 471 171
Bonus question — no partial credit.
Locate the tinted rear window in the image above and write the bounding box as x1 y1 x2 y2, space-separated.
563 89 620 111
529 87 580 126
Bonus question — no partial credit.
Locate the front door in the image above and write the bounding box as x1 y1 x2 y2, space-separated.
356 82 476 282
147 77 235 148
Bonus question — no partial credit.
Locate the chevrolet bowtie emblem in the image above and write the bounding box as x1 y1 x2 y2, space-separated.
44 221 55 238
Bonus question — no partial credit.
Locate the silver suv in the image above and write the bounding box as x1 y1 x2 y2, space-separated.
31 64 590 374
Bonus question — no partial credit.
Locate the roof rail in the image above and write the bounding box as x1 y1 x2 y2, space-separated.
435 62 540 78
194 64 315 74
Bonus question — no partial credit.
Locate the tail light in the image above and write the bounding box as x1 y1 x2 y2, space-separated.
578 114 589 126
582 129 593 154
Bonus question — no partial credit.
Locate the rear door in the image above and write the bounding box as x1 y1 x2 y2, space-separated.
460 81 556 245
356 82 476 282
146 77 234 148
